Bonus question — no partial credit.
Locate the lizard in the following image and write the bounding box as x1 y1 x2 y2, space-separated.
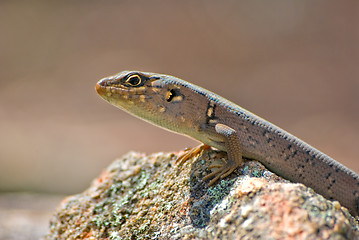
95 70 359 217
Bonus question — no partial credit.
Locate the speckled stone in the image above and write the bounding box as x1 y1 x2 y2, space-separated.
46 149 359 239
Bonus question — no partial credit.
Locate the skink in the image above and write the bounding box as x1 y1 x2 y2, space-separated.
95 71 359 216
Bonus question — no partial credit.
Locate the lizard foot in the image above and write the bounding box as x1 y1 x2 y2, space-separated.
203 158 241 186
176 144 211 165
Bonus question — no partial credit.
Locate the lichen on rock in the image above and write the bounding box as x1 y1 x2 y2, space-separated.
46 149 359 239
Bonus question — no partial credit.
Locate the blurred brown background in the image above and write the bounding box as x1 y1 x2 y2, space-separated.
0 1 358 238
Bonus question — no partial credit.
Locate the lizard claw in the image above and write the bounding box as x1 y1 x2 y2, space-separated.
203 159 241 186
176 144 211 165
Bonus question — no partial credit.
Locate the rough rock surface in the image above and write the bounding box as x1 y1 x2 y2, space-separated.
46 149 359 239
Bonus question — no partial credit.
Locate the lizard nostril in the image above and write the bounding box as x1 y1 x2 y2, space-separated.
95 77 112 94
95 82 102 94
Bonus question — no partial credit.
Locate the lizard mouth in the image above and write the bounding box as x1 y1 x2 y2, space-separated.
95 77 112 96
95 77 126 97
95 81 104 95
95 77 148 101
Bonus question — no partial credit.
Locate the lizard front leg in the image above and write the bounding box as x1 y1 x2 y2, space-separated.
203 123 244 185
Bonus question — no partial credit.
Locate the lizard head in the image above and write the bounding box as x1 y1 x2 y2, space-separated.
95 71 206 134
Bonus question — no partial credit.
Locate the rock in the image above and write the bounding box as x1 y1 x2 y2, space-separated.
46 149 359 239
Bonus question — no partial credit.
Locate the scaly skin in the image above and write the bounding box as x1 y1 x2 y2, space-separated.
95 71 359 216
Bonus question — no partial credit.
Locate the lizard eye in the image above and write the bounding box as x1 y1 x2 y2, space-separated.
125 74 142 86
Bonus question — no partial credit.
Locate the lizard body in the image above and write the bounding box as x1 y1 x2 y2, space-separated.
95 71 359 216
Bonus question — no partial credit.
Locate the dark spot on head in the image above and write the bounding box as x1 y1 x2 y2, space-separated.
166 89 183 102
291 150 298 157
262 129 269 136
166 89 175 102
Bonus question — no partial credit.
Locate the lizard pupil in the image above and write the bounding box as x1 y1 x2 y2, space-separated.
126 75 141 86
